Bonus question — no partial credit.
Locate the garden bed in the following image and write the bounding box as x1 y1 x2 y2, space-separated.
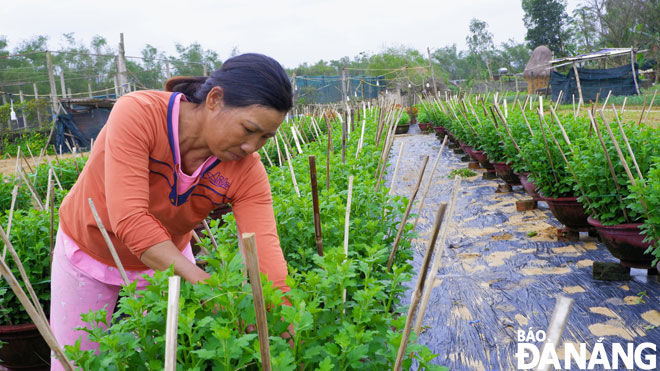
386 132 660 370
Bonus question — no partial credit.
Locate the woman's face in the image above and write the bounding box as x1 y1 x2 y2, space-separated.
203 87 285 162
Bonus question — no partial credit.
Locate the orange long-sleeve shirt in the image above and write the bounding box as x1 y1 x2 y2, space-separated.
59 90 289 292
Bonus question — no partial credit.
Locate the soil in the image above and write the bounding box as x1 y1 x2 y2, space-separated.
385 123 660 370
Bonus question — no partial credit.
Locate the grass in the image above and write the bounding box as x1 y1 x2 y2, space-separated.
448 168 477 178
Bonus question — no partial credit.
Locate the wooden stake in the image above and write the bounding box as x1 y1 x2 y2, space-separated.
642 89 657 123
191 231 211 256
355 119 367 160
49 176 55 264
637 95 648 126
308 156 323 256
587 111 630 223
45 168 53 210
342 176 354 306
88 198 130 285
536 297 574 371
611 105 643 180
202 219 219 251
17 167 44 211
2 185 19 259
394 203 447 371
536 110 560 184
388 143 406 195
413 136 447 231
0 243 74 370
261 148 274 167
281 133 300 197
241 233 272 371
386 156 430 271
164 276 181 371
290 125 303 154
326 128 331 191
274 135 283 167
413 176 461 334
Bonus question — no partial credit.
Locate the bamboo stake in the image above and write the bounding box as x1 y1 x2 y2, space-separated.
412 136 447 231
45 168 53 210
587 111 630 223
191 230 211 256
386 156 430 271
281 133 301 197
388 143 406 195
548 106 572 149
394 203 448 371
164 276 181 371
261 148 274 167
536 110 560 184
48 173 55 263
202 219 219 251
2 185 18 259
553 90 563 112
0 245 74 370
290 125 303 154
45 154 63 190
536 297 574 371
637 95 648 126
326 129 331 191
308 155 323 256
642 89 657 123
611 105 643 180
600 90 612 114
516 100 535 136
355 119 367 160
17 167 45 211
88 198 130 285
241 233 272 371
621 96 627 115
342 176 354 306
413 176 461 334
599 111 638 187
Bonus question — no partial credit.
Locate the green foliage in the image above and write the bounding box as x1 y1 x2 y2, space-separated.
0 130 53 158
0 174 32 212
398 112 410 126
0 208 54 325
65 107 446 370
522 0 571 56
630 160 660 265
448 168 476 178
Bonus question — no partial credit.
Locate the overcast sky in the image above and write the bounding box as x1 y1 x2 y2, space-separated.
2 0 581 69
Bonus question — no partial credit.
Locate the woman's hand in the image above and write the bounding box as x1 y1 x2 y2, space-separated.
140 240 210 283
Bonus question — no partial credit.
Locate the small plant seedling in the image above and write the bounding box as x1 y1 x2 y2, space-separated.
527 231 537 237
637 291 648 304
448 168 476 178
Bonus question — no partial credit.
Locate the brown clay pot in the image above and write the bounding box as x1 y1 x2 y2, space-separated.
491 161 521 185
517 172 540 199
434 126 447 138
540 195 590 229
471 150 494 170
395 124 410 134
587 217 656 269
0 323 50 370
418 122 431 131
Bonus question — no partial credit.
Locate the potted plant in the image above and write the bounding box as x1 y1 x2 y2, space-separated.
630 161 660 272
395 111 411 134
405 106 418 125
571 120 660 268
0 209 53 370
417 108 432 132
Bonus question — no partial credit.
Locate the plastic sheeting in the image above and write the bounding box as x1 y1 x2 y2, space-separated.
385 129 660 370
550 64 639 104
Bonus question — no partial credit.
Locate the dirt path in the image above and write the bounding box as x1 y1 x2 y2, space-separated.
0 152 84 176
385 126 660 370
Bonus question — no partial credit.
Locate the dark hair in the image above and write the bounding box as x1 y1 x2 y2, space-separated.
165 53 292 113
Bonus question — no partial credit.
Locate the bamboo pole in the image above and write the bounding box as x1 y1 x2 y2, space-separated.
326 128 332 191
274 135 283 168
308 155 323 256
599 111 638 187
0 243 74 370
642 89 657 123
290 125 303 154
88 198 130 285
241 233 272 371
342 176 354 306
281 133 301 197
45 154 64 191
637 95 648 126
394 203 448 371
413 176 461 334
191 230 211 256
536 297 574 371
536 110 560 184
49 175 55 263
17 167 45 211
388 143 406 195
587 111 630 223
202 219 219 251
548 106 573 149
2 185 19 259
261 148 274 167
45 168 53 210
355 119 367 160
164 276 181 371
611 105 643 180
386 156 430 271
412 136 447 231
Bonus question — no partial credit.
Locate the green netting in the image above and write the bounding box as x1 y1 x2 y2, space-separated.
294 75 385 104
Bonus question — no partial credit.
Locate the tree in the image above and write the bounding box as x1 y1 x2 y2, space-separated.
466 18 495 80
522 0 570 56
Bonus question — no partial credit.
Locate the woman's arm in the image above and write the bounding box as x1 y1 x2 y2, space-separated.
140 240 210 283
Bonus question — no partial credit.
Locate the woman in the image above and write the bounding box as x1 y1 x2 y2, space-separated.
50 53 292 369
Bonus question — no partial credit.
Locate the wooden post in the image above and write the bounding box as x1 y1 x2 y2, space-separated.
241 233 272 371
281 133 300 197
114 76 120 98
394 203 447 370
164 276 181 371
326 129 331 191
18 90 27 129
427 47 438 97
413 176 461 334
17 168 44 211
32 83 43 128
388 142 405 195
165 60 172 80
642 89 657 123
536 297 574 371
572 63 584 106
88 83 93 98
201 220 219 251
67 88 72 99
342 176 354 308
2 185 18 259
355 118 367 160
290 125 302 154
631 49 640 95
59 72 67 99
386 156 429 271
117 33 129 96
46 51 59 115
341 66 347 109
49 174 55 264
413 136 447 230
88 198 130 285
308 156 323 256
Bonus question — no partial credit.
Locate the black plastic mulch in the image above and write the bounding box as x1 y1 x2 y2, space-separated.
384 125 660 371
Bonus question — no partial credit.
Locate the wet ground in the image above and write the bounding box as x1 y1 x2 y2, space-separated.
385 125 660 371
